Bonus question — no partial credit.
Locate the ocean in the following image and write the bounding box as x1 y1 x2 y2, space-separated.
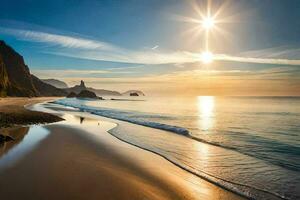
55 96 300 200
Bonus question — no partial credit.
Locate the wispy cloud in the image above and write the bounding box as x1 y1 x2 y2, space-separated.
48 49 198 65
238 46 300 59
215 54 300 66
1 26 300 66
32 69 136 78
107 65 146 71
0 27 200 64
0 27 117 50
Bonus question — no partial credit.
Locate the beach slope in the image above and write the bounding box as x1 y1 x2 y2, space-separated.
0 97 63 128
0 102 244 200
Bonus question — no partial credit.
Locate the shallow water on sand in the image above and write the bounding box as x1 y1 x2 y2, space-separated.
0 126 49 169
54 96 300 200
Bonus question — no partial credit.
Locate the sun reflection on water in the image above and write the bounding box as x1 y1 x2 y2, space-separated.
197 96 215 132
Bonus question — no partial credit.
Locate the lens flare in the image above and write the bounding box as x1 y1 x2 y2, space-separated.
201 17 215 30
174 0 233 65
201 51 213 64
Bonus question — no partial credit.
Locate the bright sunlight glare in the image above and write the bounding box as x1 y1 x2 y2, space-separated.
201 17 215 30
201 51 214 64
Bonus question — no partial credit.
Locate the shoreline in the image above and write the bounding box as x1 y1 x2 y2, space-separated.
0 97 63 144
0 97 63 129
42 102 246 200
0 99 245 200
106 123 250 199
49 101 283 200
84 114 259 200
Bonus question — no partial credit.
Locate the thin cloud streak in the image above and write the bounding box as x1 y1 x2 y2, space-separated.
238 46 300 59
0 27 198 64
47 49 199 65
32 69 136 78
0 27 118 50
1 27 300 66
215 54 300 66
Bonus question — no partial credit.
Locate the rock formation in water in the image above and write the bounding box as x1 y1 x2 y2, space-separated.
64 80 87 94
123 90 145 96
67 90 103 99
64 80 121 96
130 92 139 96
66 92 77 98
76 90 98 98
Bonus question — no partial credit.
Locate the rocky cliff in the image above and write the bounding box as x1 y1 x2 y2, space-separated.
42 79 68 88
0 41 38 97
0 41 66 97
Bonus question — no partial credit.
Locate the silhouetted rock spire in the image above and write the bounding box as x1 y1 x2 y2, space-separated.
80 80 86 88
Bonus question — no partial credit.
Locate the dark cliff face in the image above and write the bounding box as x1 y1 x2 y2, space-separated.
0 56 10 96
0 41 38 97
31 75 67 96
0 41 66 97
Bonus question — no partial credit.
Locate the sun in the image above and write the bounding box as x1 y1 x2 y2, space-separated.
201 17 215 30
201 51 214 64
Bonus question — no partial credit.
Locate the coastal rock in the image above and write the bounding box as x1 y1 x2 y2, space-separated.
31 75 67 96
0 40 38 97
64 80 87 94
64 80 121 96
76 90 98 99
79 80 85 88
0 40 67 97
66 90 104 99
66 92 77 98
123 90 145 96
130 92 139 96
42 79 68 88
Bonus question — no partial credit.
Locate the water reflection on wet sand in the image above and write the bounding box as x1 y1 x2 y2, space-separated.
0 127 29 158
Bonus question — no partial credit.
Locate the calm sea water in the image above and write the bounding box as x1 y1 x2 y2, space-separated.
55 96 300 200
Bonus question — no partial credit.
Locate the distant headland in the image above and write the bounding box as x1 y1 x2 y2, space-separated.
0 40 144 98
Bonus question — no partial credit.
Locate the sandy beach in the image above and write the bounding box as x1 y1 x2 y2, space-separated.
0 99 245 200
0 97 63 128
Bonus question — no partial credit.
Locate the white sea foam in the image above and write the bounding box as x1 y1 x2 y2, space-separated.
53 98 300 200
54 99 190 136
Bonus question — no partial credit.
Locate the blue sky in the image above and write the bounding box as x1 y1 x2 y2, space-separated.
0 0 299 95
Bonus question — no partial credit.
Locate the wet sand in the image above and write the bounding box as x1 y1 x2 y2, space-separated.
0 102 245 200
0 97 63 128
